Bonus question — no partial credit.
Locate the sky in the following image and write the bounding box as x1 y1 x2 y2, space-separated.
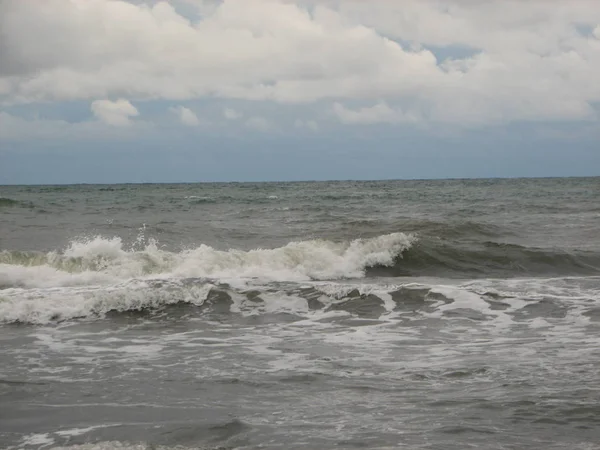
0 0 599 184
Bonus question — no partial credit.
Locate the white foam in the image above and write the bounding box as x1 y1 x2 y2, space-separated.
0 233 416 289
0 280 213 324
172 232 416 281
0 233 415 323
20 433 55 447
3 235 597 331
55 424 117 438
0 264 121 289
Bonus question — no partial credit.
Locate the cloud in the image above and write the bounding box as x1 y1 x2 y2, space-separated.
91 99 139 127
224 108 243 120
0 111 143 141
294 119 319 131
0 0 599 127
333 102 419 125
245 116 272 132
169 105 201 126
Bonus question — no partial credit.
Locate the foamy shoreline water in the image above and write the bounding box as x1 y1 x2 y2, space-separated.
2 179 599 449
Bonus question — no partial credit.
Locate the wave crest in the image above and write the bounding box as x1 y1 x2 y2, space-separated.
0 233 417 289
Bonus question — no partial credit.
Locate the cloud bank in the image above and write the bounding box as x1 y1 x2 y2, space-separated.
0 0 599 129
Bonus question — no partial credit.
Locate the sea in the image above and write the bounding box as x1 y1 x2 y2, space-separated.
1 177 599 450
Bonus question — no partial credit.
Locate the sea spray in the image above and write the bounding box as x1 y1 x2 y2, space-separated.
0 232 417 288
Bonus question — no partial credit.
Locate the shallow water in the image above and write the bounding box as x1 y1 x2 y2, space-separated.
1 178 600 449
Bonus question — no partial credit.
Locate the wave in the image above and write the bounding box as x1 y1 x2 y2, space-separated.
0 276 502 324
367 240 600 278
3 273 599 325
2 231 600 292
0 233 416 289
0 277 411 324
1 230 598 325
0 279 215 324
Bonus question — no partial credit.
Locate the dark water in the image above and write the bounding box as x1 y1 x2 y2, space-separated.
1 178 600 449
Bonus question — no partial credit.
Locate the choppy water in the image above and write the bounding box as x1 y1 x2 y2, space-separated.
1 178 600 449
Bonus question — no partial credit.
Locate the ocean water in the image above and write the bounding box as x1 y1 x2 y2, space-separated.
1 178 599 450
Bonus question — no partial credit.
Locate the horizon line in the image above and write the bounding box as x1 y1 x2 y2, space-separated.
1 174 599 187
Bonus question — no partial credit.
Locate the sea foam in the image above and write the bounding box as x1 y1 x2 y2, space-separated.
0 232 416 288
0 233 415 323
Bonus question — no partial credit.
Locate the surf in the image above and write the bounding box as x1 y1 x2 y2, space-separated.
0 232 417 289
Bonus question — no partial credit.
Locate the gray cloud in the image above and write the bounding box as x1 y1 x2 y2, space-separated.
0 0 599 126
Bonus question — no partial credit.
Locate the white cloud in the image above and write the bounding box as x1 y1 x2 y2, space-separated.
333 102 419 125
169 105 201 126
91 99 139 127
0 111 144 141
0 0 599 127
294 119 319 131
245 116 272 132
224 108 243 120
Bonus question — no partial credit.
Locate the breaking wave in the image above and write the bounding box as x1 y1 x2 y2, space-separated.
2 232 599 325
0 233 417 289
2 272 599 325
2 231 600 293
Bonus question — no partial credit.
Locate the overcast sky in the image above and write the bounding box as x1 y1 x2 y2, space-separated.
1 0 599 184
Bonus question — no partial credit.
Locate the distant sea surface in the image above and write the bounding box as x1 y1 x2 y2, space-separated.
1 178 600 449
